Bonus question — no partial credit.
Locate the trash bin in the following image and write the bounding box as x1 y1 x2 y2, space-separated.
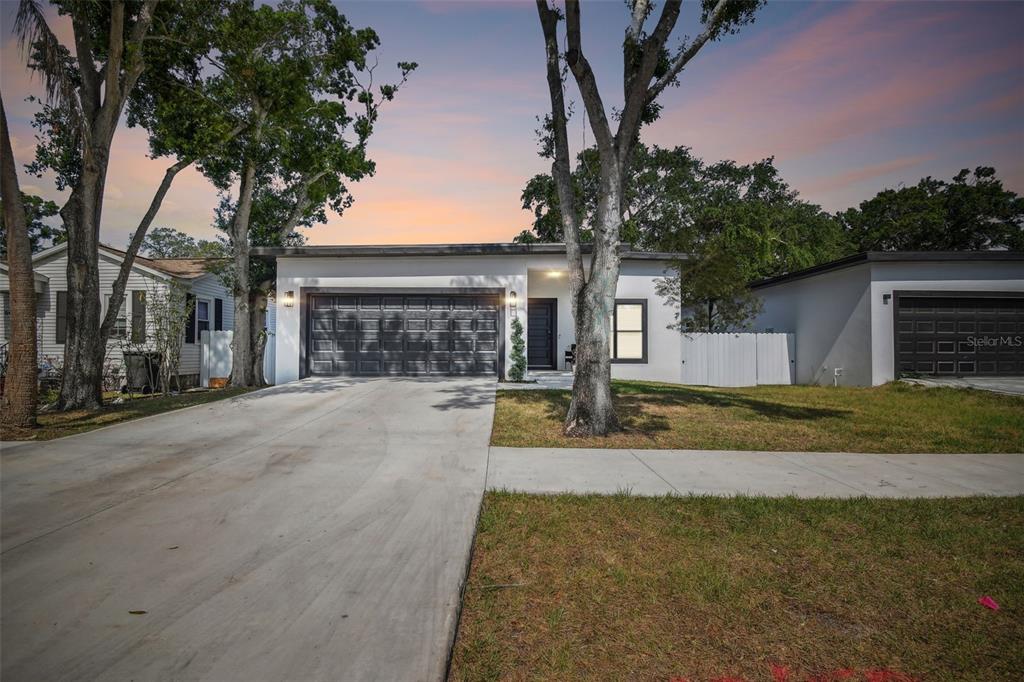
123 352 162 393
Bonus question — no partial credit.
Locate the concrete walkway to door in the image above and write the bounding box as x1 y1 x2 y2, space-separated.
487 447 1024 498
1 377 495 682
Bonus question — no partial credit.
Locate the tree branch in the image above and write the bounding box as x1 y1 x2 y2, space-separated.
101 156 193 340
103 1 126 111
276 169 331 239
618 0 682 153
101 117 247 339
69 9 100 120
536 0 585 288
564 0 613 155
121 0 159 96
647 0 730 103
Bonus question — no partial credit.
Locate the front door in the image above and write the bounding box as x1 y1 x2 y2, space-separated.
527 298 556 368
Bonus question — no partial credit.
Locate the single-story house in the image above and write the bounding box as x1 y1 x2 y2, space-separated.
0 242 234 388
751 251 1024 386
253 243 684 384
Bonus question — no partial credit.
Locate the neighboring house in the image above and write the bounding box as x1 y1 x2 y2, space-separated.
750 251 1024 386
0 243 234 388
253 243 685 385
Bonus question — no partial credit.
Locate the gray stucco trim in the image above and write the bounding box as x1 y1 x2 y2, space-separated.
750 251 1024 290
252 242 689 261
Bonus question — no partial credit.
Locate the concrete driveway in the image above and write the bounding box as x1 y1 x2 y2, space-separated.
1 377 496 682
901 376 1024 396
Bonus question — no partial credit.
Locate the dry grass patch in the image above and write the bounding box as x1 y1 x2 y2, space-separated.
1 387 256 441
449 493 1024 681
491 381 1024 453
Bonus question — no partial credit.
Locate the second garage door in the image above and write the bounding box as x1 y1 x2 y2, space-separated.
308 293 500 377
894 292 1024 377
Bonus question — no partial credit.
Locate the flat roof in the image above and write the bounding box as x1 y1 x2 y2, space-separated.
250 242 689 261
750 251 1024 289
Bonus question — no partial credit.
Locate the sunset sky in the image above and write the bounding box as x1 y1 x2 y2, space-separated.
1 0 1022 248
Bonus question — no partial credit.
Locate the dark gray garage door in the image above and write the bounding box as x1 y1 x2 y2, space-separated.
895 293 1024 377
307 293 500 376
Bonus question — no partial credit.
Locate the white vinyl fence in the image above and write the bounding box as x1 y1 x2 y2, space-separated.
680 332 795 387
200 329 277 387
200 330 233 387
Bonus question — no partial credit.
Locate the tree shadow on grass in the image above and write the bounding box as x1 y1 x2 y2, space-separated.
612 383 850 421
503 384 849 438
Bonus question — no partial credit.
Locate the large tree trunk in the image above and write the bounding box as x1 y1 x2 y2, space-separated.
58 161 107 410
250 289 268 387
229 157 257 387
565 180 623 436
0 94 38 430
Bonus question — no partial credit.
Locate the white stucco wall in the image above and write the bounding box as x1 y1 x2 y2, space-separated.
753 264 873 386
273 254 680 384
868 261 1024 385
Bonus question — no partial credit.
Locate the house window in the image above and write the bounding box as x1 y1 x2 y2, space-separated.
610 299 647 363
105 294 128 339
197 300 210 337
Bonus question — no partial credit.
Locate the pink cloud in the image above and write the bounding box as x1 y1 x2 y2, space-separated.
800 154 935 195
649 2 1022 163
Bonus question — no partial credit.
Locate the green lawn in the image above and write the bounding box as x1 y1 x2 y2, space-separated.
491 381 1024 453
450 493 1024 681
1 387 256 441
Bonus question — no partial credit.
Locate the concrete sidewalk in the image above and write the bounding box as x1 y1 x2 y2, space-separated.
486 447 1024 498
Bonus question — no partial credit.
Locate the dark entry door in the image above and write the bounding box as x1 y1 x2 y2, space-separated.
307 293 500 376
527 298 556 368
894 292 1024 377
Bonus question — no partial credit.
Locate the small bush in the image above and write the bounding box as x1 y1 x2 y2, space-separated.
509 317 527 382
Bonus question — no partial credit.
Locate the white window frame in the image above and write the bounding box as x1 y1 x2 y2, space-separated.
610 298 648 363
104 293 129 340
196 297 212 341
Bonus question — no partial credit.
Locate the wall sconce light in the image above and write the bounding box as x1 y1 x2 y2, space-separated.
508 290 518 314
282 290 295 308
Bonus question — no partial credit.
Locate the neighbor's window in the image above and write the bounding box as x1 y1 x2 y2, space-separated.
610 299 647 362
197 300 210 336
105 294 128 339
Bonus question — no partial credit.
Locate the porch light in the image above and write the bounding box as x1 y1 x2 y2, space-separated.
508 290 518 314
546 270 565 278
282 290 295 308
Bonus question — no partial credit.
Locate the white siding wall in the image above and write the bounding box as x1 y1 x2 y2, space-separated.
273 254 682 385
33 249 165 372
868 261 1024 385
182 272 234 375
18 249 234 382
753 264 873 386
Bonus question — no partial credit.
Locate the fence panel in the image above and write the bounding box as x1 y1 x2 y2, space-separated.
680 332 794 387
200 330 233 387
756 333 796 385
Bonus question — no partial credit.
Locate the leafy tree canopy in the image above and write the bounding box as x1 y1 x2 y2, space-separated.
137 226 226 259
517 144 847 330
839 167 1024 252
0 192 60 256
